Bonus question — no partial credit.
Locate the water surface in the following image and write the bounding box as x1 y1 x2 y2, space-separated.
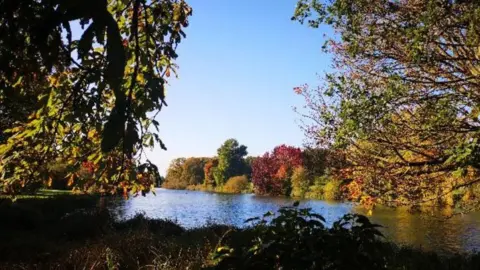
107 188 480 254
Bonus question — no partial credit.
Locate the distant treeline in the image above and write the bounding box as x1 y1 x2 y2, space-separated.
162 138 346 199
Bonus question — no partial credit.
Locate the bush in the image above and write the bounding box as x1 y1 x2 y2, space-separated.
304 176 328 200
223 176 249 194
162 179 188 190
208 203 387 269
304 184 323 200
323 180 342 200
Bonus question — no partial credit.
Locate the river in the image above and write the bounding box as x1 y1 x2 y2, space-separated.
106 188 480 254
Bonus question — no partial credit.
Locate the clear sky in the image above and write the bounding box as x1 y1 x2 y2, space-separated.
146 0 332 174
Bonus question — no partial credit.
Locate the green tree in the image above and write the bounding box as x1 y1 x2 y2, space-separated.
293 0 480 207
214 139 248 186
0 0 192 195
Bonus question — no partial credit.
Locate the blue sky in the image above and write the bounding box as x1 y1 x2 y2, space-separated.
147 0 333 173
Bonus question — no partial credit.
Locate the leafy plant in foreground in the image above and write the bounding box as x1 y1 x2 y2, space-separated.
208 202 386 270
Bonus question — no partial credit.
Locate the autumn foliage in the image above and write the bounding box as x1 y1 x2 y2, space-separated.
251 145 303 196
203 159 218 187
223 175 250 194
292 0 480 209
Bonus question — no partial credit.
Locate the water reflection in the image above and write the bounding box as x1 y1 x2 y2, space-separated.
354 205 480 254
107 188 480 254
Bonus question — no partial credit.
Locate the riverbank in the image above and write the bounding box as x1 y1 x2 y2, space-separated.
1 195 480 269
164 178 342 200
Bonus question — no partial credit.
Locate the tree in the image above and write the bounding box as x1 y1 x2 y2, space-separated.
181 157 208 186
163 158 186 189
203 158 218 187
156 175 165 188
0 0 192 195
252 145 303 196
272 145 303 179
214 139 248 186
290 166 309 198
293 0 480 207
252 152 279 195
244 156 257 180
163 157 208 189
302 147 328 179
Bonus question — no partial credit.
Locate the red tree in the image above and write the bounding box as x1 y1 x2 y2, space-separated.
252 145 303 196
273 145 303 176
252 153 280 195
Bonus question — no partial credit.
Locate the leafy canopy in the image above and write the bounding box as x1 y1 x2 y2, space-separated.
293 0 480 207
0 0 192 194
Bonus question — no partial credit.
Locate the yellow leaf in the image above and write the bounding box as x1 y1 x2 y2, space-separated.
87 130 96 139
136 73 145 84
67 174 75 187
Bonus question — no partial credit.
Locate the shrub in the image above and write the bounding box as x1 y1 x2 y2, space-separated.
290 166 309 198
304 184 324 200
304 176 328 200
223 176 249 194
162 180 188 190
208 203 387 269
323 179 342 200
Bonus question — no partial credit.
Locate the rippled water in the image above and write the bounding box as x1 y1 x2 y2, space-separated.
106 188 480 254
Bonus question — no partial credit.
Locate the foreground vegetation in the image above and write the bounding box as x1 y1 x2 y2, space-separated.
1 196 479 269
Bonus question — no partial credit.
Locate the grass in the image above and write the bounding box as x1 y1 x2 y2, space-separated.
1 195 480 269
